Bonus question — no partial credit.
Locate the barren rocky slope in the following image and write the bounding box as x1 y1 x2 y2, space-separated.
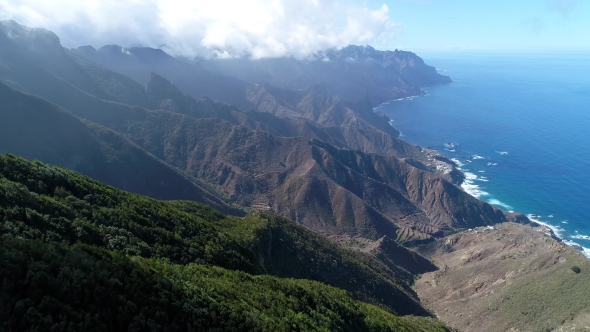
415 222 590 332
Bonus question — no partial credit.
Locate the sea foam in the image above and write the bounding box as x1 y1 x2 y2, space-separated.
486 198 513 210
527 214 590 258
451 158 464 167
461 171 489 199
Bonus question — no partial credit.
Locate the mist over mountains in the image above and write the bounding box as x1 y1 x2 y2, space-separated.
4 19 569 331
75 42 450 106
0 0 396 59
0 20 510 245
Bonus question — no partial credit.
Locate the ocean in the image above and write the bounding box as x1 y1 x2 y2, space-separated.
376 53 590 256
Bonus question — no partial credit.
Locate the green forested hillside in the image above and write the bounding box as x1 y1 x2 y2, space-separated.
0 239 450 331
0 154 448 329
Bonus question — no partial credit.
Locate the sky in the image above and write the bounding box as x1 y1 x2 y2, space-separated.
377 0 590 54
0 0 588 58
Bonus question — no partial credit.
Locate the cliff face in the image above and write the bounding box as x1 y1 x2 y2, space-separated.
331 45 452 87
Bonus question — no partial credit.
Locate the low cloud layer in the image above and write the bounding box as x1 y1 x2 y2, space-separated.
0 0 397 58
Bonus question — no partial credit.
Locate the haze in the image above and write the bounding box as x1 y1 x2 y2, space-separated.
2 0 589 57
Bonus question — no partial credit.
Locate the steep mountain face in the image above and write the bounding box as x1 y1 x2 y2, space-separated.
329 45 452 87
70 46 444 181
202 56 420 105
0 21 126 103
147 73 432 164
245 83 400 137
69 34 455 178
74 42 450 108
148 73 436 166
0 66 508 244
48 93 507 242
66 49 154 108
0 82 240 215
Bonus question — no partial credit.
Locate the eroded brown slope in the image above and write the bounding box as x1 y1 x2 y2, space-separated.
58 95 508 241
246 83 400 138
415 222 590 332
149 73 433 164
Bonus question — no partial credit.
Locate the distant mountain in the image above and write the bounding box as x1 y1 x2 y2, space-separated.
0 20 525 246
75 44 254 110
73 43 449 108
199 44 451 105
245 82 400 137
0 81 240 215
0 19 573 332
0 20 148 105
329 45 451 87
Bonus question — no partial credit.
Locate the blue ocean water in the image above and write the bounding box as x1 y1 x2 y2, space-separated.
376 53 590 256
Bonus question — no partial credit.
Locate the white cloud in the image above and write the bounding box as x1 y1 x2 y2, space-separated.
0 0 398 58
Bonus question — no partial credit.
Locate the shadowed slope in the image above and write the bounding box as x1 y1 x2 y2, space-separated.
0 81 240 215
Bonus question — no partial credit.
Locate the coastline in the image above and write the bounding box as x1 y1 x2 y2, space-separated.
377 95 590 259
527 215 590 258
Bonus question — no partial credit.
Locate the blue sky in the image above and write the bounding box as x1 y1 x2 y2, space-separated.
1 0 588 57
370 0 590 53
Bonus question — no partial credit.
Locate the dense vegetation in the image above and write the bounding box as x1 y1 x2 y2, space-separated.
0 153 450 330
0 239 450 331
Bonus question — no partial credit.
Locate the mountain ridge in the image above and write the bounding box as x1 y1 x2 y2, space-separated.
0 20 526 246
0 81 242 215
